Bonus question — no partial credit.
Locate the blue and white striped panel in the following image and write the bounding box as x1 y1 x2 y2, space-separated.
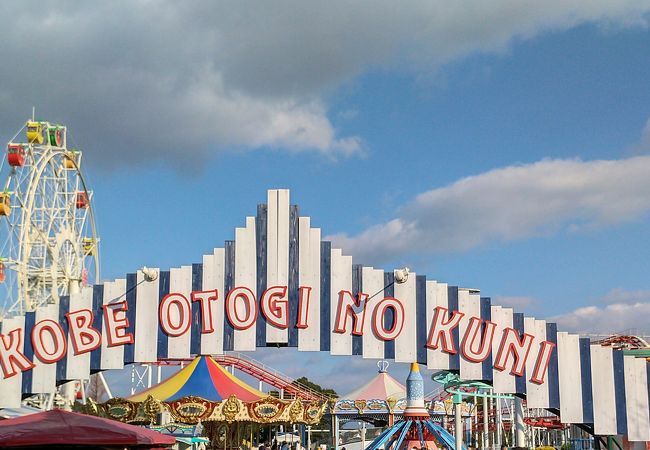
298 218 321 351
415 276 427 365
458 289 483 381
319 242 331 352
491 306 515 394
361 266 384 359
0 316 26 408
134 269 159 362
524 318 549 408
29 304 60 394
351 265 363 356
166 266 192 359
556 332 584 423
223 242 235 351
329 248 352 355
624 355 650 441
394 270 416 363
190 263 203 355
64 287 94 380
255 204 267 347
426 281 451 371
288 205 299 347
200 249 225 355
21 312 35 394
613 350 628 436
100 279 126 369
234 217 257 351
89 285 104 371
266 189 289 344
590 344 617 435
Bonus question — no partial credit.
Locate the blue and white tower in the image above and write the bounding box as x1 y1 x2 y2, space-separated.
404 362 429 417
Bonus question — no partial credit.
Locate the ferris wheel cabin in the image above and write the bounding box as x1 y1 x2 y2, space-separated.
0 193 10 216
64 150 79 169
75 192 89 209
7 144 25 166
48 126 64 147
26 121 43 144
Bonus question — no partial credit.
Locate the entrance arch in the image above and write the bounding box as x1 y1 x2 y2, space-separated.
0 189 648 442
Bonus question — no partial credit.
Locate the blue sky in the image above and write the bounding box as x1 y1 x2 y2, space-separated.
2 2 650 394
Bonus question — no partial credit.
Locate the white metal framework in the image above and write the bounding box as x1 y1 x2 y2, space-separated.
0 118 99 317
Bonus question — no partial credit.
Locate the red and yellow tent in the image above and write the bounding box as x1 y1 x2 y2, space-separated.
129 355 263 402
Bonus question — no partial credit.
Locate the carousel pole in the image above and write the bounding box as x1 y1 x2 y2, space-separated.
467 407 473 447
454 392 463 450
482 392 489 450
488 392 493 449
495 397 502 449
513 397 525 448
333 413 340 450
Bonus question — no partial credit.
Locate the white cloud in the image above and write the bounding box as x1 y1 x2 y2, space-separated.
549 301 650 335
329 156 650 264
599 287 650 304
0 1 648 168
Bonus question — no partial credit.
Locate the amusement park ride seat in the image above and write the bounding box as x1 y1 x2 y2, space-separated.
83 238 97 256
64 150 78 169
26 121 43 144
0 193 10 216
48 126 64 147
7 144 25 166
76 192 89 209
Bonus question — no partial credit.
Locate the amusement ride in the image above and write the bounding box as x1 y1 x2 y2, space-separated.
0 115 99 318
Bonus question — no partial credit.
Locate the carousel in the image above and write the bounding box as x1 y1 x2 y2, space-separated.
83 355 326 449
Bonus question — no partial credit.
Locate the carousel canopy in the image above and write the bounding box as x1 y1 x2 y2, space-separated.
129 355 264 402
0 409 175 448
343 367 405 401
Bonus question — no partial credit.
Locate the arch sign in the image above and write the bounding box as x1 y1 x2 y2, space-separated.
0 189 648 441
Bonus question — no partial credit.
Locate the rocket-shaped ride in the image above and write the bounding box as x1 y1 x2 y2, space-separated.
404 363 429 417
364 363 464 450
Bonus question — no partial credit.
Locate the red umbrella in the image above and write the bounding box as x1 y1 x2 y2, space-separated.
0 409 175 448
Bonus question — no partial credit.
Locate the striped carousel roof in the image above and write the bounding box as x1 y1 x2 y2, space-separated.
129 355 264 402
343 366 406 401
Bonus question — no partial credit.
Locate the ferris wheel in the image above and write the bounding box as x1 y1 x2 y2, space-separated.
0 118 100 317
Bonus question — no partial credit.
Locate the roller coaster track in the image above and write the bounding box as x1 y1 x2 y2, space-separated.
592 334 650 360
